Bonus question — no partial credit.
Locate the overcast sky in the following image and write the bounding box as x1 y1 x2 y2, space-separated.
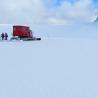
0 0 98 25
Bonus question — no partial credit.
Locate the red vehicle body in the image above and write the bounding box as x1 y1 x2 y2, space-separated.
13 25 33 38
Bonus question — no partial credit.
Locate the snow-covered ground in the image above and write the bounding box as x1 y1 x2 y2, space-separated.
0 24 98 98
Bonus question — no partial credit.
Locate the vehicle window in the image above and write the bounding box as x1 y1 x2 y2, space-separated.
13 27 16 31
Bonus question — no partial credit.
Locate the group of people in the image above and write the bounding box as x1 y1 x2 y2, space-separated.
1 33 8 40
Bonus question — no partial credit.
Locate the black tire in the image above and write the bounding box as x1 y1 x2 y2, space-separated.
36 38 41 40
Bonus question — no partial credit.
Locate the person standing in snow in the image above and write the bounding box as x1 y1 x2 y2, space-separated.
5 33 8 40
1 33 5 40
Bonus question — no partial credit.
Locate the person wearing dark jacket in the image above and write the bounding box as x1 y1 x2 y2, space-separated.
5 33 8 40
1 33 5 40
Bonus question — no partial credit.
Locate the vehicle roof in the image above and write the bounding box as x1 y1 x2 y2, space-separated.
13 25 29 28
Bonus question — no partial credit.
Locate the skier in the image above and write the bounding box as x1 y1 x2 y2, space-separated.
1 33 5 40
5 33 8 40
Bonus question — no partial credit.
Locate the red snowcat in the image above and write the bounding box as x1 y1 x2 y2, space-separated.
11 25 41 41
